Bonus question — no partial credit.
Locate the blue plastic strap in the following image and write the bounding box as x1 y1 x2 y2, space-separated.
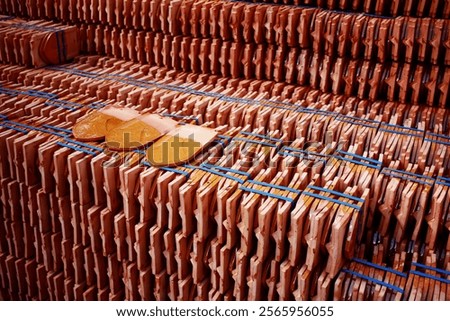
338 114 381 125
201 163 251 178
437 176 450 187
213 139 227 149
240 186 295 203
233 137 277 147
284 146 329 158
339 119 379 129
382 171 434 186
160 167 191 178
353 258 407 277
341 269 404 293
64 138 104 152
302 191 361 211
279 151 328 163
41 67 298 112
56 142 97 156
334 155 381 170
410 270 450 284
132 149 146 155
381 168 434 186
308 186 364 203
161 113 199 124
380 128 423 137
412 262 450 276
240 131 283 143
0 85 20 96
141 161 152 167
42 124 72 134
24 89 57 100
217 134 232 141
382 123 424 132
44 100 80 111
0 114 8 120
87 102 107 110
298 107 337 116
246 180 301 194
4 121 68 138
336 150 382 165
185 164 245 183
0 124 29 134
9 22 60 33
425 137 450 146
427 132 450 141
382 167 434 180
227 0 394 18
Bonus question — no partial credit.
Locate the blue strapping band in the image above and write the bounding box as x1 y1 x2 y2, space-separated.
380 128 423 138
382 167 434 180
381 171 434 186
299 108 338 117
87 102 107 110
217 134 232 141
424 138 450 146
240 131 283 142
213 139 227 149
240 186 295 203
64 138 104 152
160 167 191 178
42 124 72 134
302 191 361 211
279 151 328 163
201 163 251 178
233 137 277 147
427 132 450 141
353 258 407 277
308 185 364 203
337 114 381 125
382 123 424 132
4 121 68 138
341 269 404 293
410 270 450 284
334 156 381 170
336 150 382 165
23 89 57 100
185 164 245 183
40 66 297 113
141 161 151 167
337 116 380 129
56 142 97 156
381 168 434 186
132 149 146 155
412 262 450 276
0 124 29 134
161 113 199 125
246 180 302 194
283 146 329 158
437 176 450 187
9 22 60 33
44 100 80 111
